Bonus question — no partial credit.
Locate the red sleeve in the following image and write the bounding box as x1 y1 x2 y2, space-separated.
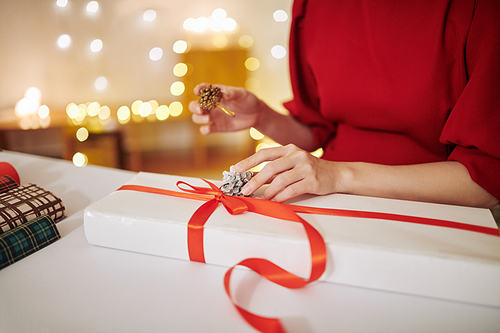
283 0 337 150
440 0 500 201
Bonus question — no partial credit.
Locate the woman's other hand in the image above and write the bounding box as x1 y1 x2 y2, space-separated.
189 83 265 135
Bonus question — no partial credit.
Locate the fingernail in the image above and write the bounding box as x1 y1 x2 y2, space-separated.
241 185 251 196
234 162 243 172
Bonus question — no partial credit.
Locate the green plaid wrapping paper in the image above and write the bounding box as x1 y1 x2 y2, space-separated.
0 215 60 270
0 175 19 194
0 183 65 234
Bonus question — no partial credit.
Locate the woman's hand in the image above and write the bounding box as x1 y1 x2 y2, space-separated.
234 144 344 202
189 83 265 135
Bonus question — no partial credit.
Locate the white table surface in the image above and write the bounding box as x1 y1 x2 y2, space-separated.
1 150 499 333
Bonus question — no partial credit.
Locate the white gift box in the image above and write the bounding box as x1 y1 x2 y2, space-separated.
84 172 500 307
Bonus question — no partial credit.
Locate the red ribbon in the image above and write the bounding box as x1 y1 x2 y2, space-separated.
117 180 499 333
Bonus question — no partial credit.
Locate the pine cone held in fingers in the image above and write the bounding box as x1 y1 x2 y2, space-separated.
198 84 222 111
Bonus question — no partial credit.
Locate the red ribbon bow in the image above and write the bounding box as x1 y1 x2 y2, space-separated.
117 179 499 333
119 180 327 333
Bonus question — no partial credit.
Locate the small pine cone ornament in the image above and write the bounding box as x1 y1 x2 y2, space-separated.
221 165 254 197
198 84 222 111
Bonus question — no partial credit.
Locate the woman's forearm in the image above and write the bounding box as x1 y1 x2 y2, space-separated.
255 105 318 152
339 160 498 208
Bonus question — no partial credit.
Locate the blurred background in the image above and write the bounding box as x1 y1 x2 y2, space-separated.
0 0 296 179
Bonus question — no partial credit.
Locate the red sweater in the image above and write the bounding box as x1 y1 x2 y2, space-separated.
285 0 500 201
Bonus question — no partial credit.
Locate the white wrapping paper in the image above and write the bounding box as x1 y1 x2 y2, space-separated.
84 172 500 307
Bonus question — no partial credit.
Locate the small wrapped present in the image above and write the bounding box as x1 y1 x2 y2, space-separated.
0 215 60 270
0 183 66 234
84 172 500 308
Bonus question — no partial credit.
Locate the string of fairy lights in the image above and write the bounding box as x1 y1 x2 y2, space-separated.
13 1 294 167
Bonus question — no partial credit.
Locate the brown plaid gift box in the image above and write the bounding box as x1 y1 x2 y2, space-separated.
0 175 19 194
0 184 65 234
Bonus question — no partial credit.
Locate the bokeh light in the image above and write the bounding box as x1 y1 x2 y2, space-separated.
131 100 142 115
56 0 68 7
170 81 185 96
37 105 50 119
169 101 183 117
98 105 110 120
245 57 260 71
73 152 88 167
95 76 107 90
149 47 163 61
173 40 188 54
271 45 287 59
213 35 228 48
173 63 188 77
143 9 156 22
90 39 103 52
249 127 265 140
87 101 100 116
76 127 89 142
117 106 131 124
239 35 253 48
86 1 99 13
57 34 71 48
273 10 288 22
156 105 169 120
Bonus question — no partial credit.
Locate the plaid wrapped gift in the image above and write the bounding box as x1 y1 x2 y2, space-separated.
0 215 60 270
0 175 19 194
0 183 65 234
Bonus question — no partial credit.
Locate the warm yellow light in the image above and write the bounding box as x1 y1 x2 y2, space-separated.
73 152 88 167
87 101 100 116
245 57 260 71
76 104 87 122
67 104 79 119
213 35 228 48
38 105 50 118
138 102 152 117
249 127 265 140
173 40 188 54
98 105 110 120
169 101 183 117
170 81 185 96
173 63 188 77
239 35 253 48
148 100 159 112
131 100 143 115
156 105 169 121
256 141 281 152
76 127 89 142
311 148 324 158
117 106 131 123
